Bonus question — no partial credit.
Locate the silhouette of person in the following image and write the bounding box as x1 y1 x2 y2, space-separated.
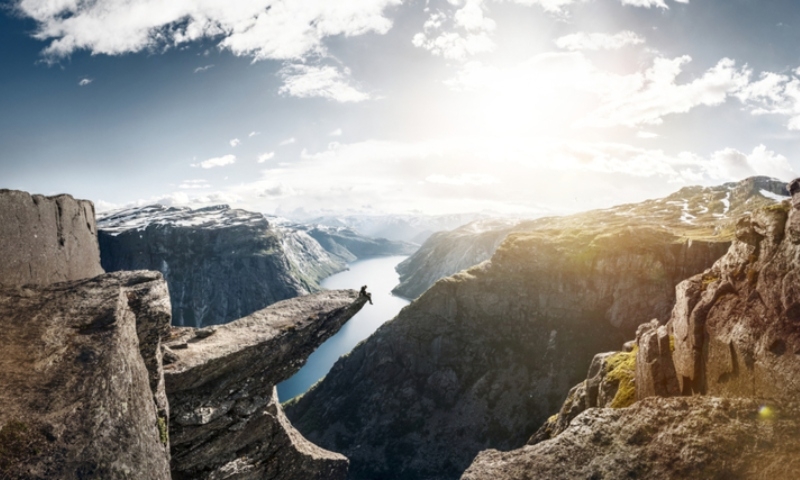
360 285 373 305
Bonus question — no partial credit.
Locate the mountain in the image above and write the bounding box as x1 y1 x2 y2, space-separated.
284 179 790 479
394 176 790 299
0 189 370 480
299 225 418 263
97 204 414 327
294 213 489 243
464 187 800 480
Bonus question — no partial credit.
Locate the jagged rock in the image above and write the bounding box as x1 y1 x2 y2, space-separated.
0 271 171 480
670 199 800 400
98 205 345 327
287 225 727 480
462 397 800 480
635 319 680 400
0 189 103 286
530 345 639 444
164 290 368 480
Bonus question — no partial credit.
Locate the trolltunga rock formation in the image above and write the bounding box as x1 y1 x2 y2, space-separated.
0 271 172 480
0 189 103 286
163 290 368 480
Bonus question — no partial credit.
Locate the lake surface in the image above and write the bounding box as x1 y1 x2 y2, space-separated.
276 255 410 401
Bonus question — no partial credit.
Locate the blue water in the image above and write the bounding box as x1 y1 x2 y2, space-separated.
276 255 410 401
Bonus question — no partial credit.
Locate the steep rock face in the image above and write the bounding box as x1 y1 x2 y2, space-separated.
394 176 788 300
98 205 344 327
0 271 171 480
164 290 368 480
668 202 800 399
0 189 103 286
286 227 728 480
392 219 520 299
462 397 800 480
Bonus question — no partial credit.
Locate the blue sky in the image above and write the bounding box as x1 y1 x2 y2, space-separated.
3 0 800 217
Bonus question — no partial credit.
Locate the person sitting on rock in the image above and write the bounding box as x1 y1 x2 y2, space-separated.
359 285 373 305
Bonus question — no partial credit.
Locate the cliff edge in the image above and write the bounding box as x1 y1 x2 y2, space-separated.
164 290 368 480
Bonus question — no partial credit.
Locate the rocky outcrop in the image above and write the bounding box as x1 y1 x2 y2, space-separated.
98 205 344 327
164 290 368 480
393 176 788 300
463 397 800 480
286 225 728 480
0 189 103 286
0 271 171 480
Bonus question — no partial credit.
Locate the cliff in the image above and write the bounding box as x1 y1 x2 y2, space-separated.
164 290 369 480
0 271 172 480
98 205 344 327
393 176 788 299
286 225 728 479
0 189 103 286
463 184 800 479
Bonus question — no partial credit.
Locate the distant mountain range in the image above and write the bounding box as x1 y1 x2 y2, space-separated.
98 204 416 327
393 176 790 299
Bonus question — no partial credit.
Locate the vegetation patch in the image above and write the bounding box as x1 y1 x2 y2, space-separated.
605 346 638 409
157 416 169 446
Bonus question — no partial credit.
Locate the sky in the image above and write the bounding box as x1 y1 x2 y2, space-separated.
3 0 800 218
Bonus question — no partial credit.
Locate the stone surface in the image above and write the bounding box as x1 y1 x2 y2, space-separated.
0 189 103 287
0 271 171 480
287 226 728 480
462 397 800 480
98 205 345 327
164 290 368 480
668 199 800 400
635 320 680 400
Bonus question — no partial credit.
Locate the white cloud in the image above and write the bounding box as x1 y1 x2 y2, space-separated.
280 137 296 146
704 145 795 182
258 152 275 163
329 128 343 136
191 154 236 169
426 173 500 185
230 138 241 147
78 77 92 86
502 0 584 13
555 31 645 51
413 0 496 60
193 64 214 73
620 0 689 8
178 179 211 189
248 131 260 137
578 56 751 128
278 64 370 102
637 131 660 139
735 69 800 130
18 0 402 61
